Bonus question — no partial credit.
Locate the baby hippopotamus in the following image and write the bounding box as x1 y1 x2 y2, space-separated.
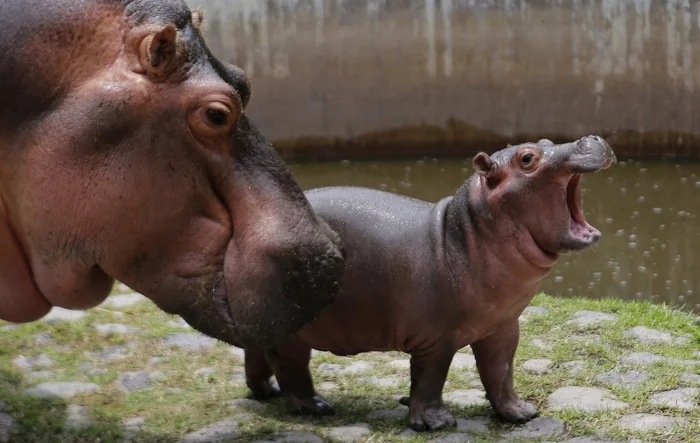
243 136 616 431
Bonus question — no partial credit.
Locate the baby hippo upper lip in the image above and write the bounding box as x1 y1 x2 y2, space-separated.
569 136 617 173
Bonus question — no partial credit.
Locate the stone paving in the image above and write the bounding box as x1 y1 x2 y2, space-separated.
0 291 698 442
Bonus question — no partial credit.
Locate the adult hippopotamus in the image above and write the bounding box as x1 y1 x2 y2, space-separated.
243 136 616 431
0 0 345 349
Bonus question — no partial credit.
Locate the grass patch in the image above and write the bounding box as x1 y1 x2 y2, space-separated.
0 290 698 442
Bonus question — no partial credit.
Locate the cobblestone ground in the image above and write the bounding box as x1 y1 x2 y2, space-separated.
0 287 698 442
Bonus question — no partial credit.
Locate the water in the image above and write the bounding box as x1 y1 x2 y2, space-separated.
291 158 700 312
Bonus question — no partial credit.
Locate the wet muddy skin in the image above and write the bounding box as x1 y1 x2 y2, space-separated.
291 157 700 312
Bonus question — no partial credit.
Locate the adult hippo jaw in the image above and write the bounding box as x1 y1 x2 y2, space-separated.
472 135 616 268
0 0 344 349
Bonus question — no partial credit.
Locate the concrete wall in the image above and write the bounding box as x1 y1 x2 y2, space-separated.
186 0 700 160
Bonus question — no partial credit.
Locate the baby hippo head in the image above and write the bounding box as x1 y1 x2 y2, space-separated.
470 135 617 266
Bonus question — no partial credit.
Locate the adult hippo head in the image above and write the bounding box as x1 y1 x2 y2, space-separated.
0 0 345 349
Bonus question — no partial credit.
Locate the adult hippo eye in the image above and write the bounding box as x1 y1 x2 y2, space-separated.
206 108 228 126
188 95 240 143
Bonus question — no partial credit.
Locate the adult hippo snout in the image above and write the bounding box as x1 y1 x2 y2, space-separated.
190 119 347 347
221 231 346 348
0 0 344 349
166 115 347 349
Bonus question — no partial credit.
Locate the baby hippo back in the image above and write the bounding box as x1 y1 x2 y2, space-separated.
300 186 438 355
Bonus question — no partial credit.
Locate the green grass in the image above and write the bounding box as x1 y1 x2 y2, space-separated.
0 289 698 442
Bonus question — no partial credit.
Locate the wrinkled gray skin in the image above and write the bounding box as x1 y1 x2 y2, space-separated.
243 136 616 431
0 0 345 349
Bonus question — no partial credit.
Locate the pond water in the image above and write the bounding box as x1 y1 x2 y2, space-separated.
291 158 700 313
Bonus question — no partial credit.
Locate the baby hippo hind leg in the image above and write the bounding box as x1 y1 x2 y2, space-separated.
264 338 334 416
471 317 538 424
244 349 281 399
398 345 457 432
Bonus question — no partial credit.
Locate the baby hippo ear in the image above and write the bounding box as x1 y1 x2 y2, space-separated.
472 152 494 176
473 152 501 186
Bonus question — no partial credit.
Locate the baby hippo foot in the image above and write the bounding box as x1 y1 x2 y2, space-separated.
493 398 538 424
399 396 457 432
247 379 281 400
286 393 335 416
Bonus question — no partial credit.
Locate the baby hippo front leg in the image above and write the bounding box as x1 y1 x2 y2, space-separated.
471 317 538 423
398 345 457 432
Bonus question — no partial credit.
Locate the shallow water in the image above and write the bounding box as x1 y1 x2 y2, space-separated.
291 158 700 312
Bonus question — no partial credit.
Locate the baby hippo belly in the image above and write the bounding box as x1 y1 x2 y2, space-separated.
297 294 398 356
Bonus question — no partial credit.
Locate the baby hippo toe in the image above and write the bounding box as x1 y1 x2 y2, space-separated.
408 403 457 432
496 399 538 424
287 394 335 416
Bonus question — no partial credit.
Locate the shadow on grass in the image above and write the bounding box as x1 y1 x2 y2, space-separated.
232 389 498 440
2 367 499 442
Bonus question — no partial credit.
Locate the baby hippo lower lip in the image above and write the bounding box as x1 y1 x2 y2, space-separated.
561 222 602 252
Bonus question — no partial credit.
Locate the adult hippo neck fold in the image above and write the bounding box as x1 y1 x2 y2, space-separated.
0 0 345 349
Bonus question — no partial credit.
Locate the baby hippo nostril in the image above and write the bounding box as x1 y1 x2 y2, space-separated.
582 135 603 146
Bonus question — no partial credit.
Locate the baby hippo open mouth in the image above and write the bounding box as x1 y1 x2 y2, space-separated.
564 174 600 250
561 135 617 252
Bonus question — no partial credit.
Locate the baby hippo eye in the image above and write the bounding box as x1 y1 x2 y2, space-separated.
206 108 228 126
521 153 534 165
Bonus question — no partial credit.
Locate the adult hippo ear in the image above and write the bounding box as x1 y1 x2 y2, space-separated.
191 9 204 30
135 25 178 77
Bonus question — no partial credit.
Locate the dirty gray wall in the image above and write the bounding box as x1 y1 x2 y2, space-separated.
186 0 700 160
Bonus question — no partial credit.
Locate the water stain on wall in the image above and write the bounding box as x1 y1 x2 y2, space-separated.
187 0 700 160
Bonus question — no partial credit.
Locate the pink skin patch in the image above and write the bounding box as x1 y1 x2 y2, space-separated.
566 174 601 242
